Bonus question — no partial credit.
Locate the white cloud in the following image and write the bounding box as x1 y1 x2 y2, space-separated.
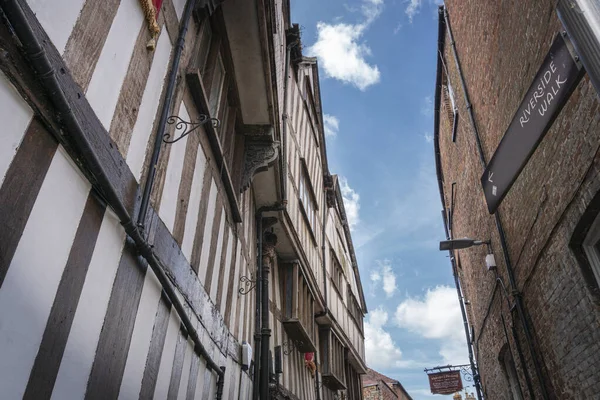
405 0 422 23
361 0 384 24
371 260 397 298
421 95 433 117
323 114 340 138
307 0 382 91
393 22 403 34
406 0 444 23
339 176 360 230
395 286 468 364
364 307 404 369
423 132 433 143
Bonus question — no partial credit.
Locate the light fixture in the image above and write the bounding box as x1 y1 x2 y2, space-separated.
440 238 497 271
439 238 490 251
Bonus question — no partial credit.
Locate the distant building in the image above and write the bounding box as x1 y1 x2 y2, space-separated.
434 1 600 399
362 368 413 400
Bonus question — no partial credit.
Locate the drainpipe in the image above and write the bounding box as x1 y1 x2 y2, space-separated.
137 0 197 232
0 0 226 394
252 205 285 400
443 8 549 400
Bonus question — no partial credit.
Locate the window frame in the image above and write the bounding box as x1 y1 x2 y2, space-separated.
440 54 459 142
298 159 318 241
581 211 600 289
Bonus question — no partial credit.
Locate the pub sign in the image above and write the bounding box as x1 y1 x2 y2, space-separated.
428 370 463 395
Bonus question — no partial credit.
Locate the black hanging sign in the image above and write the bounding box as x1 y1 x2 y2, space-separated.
481 33 583 214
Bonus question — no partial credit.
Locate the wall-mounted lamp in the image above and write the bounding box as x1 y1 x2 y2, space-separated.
439 238 490 251
439 238 496 271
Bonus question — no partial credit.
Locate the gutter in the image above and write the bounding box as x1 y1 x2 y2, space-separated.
0 0 226 395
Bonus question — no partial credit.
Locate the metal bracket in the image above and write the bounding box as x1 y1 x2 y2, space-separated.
238 275 256 295
281 339 305 356
163 115 220 144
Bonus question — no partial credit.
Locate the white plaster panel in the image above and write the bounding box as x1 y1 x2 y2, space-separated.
86 0 145 129
198 179 217 283
154 308 180 399
0 148 90 399
51 209 125 399
0 71 33 187
160 104 191 232
127 28 172 180
181 139 207 261
27 0 86 54
177 339 194 400
193 358 207 400
173 0 186 20
218 230 234 315
118 268 163 400
209 215 226 300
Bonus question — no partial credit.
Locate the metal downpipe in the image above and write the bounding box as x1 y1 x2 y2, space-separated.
0 0 225 387
443 8 549 400
137 0 197 231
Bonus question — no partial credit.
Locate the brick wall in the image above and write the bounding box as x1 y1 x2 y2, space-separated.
437 1 600 399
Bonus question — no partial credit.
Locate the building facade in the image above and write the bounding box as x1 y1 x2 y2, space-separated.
0 0 366 399
362 369 412 400
435 2 600 400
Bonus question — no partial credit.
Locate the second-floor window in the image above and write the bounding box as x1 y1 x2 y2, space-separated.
331 251 344 294
440 55 458 142
299 164 317 234
348 285 362 331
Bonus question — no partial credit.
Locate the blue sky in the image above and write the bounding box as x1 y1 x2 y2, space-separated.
290 1 475 398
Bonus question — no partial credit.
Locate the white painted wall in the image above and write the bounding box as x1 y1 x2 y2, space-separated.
86 0 145 129
126 28 172 180
209 216 226 300
177 339 194 400
52 209 126 399
228 243 242 330
0 71 32 187
154 308 180 399
181 139 207 261
193 358 207 400
173 0 186 20
27 0 86 54
198 179 218 283
118 268 163 400
0 148 90 399
160 104 191 233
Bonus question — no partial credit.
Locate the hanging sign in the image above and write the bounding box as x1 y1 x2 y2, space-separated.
481 33 583 214
428 370 463 395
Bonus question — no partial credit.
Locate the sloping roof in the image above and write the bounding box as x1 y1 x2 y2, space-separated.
363 368 414 400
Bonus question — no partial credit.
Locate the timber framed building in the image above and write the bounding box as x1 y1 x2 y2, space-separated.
0 0 367 399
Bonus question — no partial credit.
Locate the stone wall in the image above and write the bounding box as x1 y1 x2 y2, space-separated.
437 1 600 399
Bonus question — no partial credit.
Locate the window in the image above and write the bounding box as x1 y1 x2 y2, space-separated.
331 251 344 294
299 165 317 233
196 19 212 74
347 285 362 331
440 55 459 142
499 345 523 400
208 55 225 117
579 210 600 293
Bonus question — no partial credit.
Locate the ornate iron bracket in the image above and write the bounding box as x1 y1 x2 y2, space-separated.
238 275 256 295
163 115 220 144
281 339 305 356
239 125 279 193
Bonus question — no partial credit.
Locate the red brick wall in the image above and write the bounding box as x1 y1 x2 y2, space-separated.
437 1 600 399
